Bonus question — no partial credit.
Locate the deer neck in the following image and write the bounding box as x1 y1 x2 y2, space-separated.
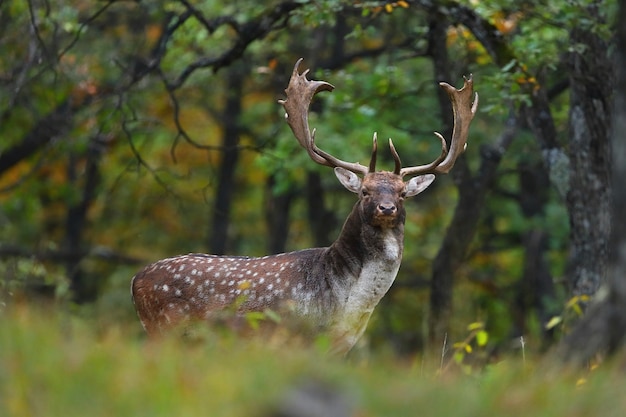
326 201 405 300
321 203 405 353
330 201 405 267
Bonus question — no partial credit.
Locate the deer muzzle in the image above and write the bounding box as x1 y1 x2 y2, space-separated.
371 199 400 228
377 202 397 216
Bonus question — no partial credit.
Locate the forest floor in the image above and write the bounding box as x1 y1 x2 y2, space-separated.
1 303 624 417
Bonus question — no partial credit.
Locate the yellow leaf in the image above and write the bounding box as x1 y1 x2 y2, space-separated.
397 0 409 8
467 322 485 331
453 342 466 350
572 303 583 316
545 316 563 330
566 295 589 308
385 4 393 13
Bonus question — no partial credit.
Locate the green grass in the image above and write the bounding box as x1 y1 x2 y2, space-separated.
1 303 625 417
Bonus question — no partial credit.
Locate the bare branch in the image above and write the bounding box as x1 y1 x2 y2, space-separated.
0 244 144 265
179 0 240 34
57 0 116 61
166 1 300 89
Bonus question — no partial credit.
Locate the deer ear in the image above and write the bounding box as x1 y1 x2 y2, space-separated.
334 167 362 194
405 174 435 197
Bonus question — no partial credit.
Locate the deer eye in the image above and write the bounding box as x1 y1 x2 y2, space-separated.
400 191 407 198
361 189 369 197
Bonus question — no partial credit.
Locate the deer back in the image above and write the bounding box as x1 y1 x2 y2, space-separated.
132 249 329 336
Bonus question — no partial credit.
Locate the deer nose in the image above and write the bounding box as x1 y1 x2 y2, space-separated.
378 203 397 216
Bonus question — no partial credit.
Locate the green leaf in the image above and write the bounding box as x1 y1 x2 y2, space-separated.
263 308 282 324
476 330 489 347
245 311 266 330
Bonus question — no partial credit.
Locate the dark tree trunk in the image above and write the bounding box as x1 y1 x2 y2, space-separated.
420 0 564 344
426 9 457 344
558 0 626 364
512 162 556 342
608 0 626 356
306 172 337 248
426 10 517 343
67 135 105 303
208 64 247 255
564 4 613 297
265 176 296 254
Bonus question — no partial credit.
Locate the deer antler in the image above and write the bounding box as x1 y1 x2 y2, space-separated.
280 59 478 178
399 76 478 177
279 58 371 176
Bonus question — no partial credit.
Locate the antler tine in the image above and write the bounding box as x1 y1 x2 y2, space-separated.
369 133 378 173
389 138 402 175
279 58 369 176
400 75 478 178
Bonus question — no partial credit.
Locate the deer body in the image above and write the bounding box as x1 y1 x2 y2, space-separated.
132 171 430 353
131 59 478 354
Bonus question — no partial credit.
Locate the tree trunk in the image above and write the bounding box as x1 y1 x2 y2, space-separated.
426 9 457 344
564 4 613 297
513 162 556 342
208 64 247 255
67 135 105 303
426 10 517 343
265 176 296 254
306 172 337 248
557 0 626 364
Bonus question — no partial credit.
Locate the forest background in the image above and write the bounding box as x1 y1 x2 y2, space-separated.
1 0 626 414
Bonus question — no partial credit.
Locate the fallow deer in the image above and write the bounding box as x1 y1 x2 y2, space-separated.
131 58 478 354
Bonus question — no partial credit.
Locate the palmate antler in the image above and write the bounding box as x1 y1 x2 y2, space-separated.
279 58 478 177
399 77 479 177
278 58 370 176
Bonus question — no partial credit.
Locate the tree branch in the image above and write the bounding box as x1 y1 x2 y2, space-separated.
166 1 301 89
0 245 144 265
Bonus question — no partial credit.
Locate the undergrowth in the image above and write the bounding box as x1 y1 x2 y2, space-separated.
1 303 624 417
